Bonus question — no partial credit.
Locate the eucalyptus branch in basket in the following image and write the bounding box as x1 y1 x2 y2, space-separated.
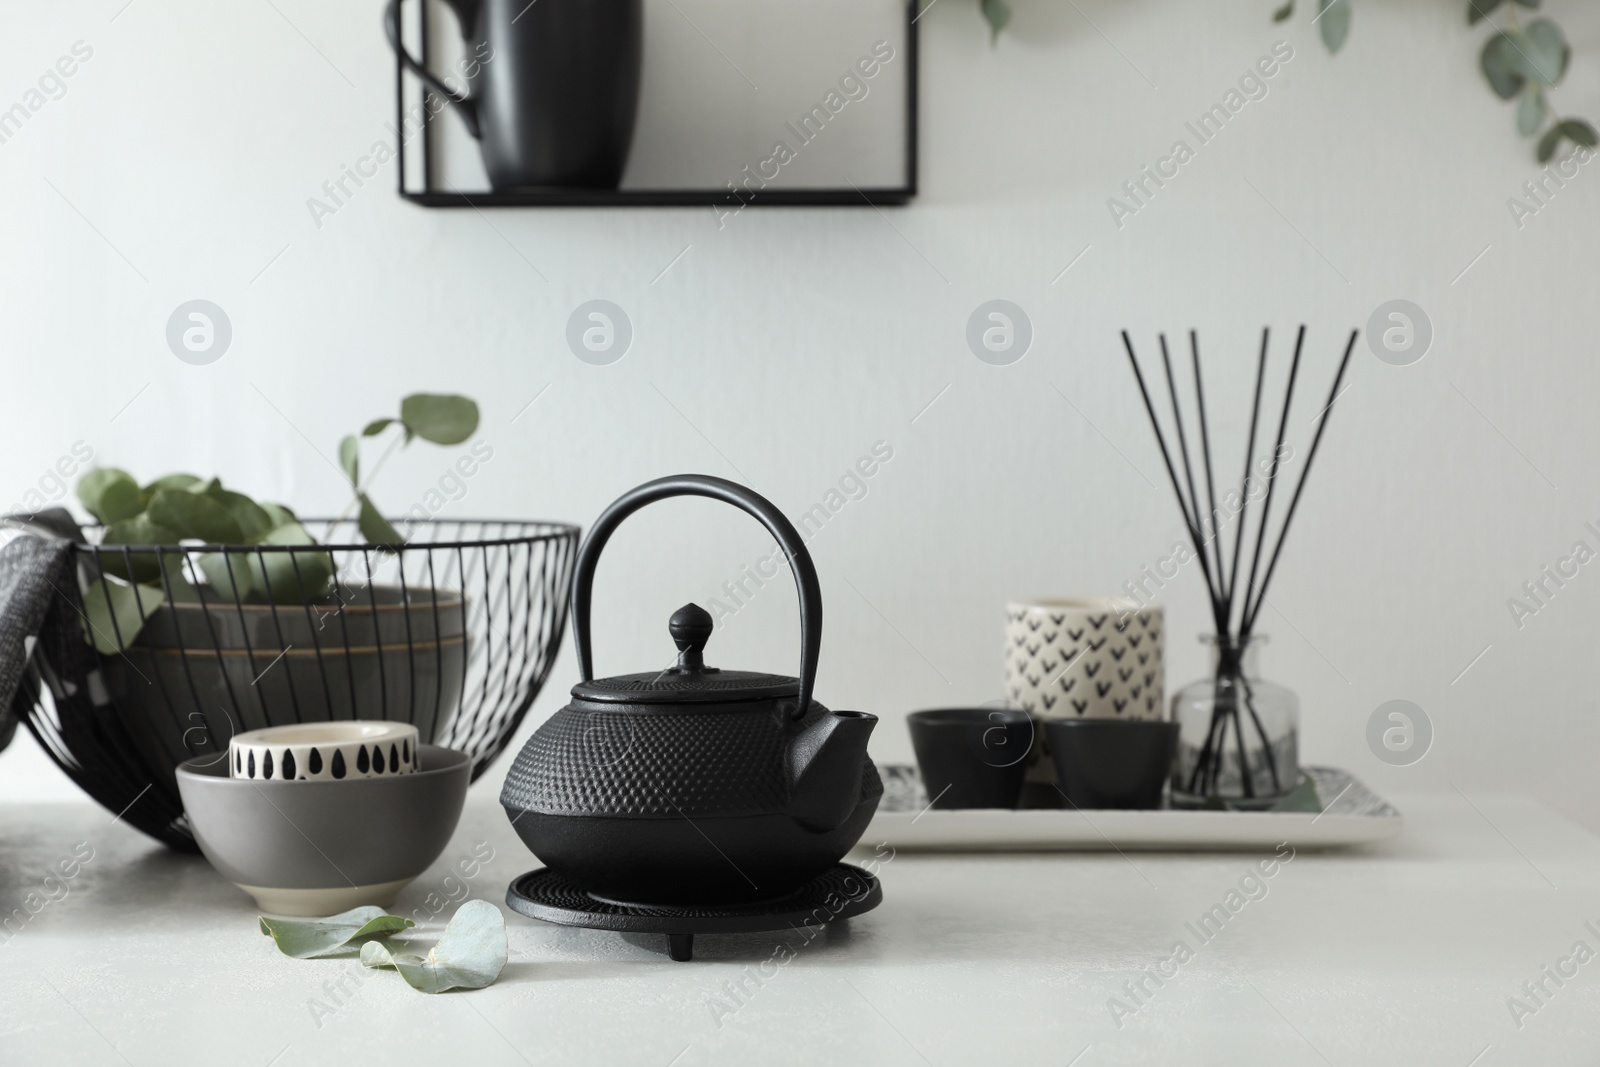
338 394 480 545
73 394 479 653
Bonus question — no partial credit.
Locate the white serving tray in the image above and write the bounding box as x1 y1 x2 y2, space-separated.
865 765 1402 852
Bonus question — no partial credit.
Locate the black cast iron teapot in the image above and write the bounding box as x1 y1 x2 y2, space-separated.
500 475 882 905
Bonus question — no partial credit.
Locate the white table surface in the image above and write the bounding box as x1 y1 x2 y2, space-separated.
1 788 1597 1066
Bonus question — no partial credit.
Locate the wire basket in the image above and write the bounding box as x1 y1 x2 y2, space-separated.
20 518 578 849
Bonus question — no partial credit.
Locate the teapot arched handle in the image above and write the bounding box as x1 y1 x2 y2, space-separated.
572 474 821 718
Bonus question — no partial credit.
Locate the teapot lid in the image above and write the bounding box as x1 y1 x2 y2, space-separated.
570 603 801 706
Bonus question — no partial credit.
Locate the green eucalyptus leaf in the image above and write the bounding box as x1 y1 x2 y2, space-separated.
81 578 163 654
1201 794 1232 811
980 0 1011 43
359 900 507 993
160 556 203 603
1317 0 1350 53
260 906 415 959
1517 87 1545 136
247 522 334 604
101 513 179 547
1538 122 1564 161
147 488 244 545
77 469 143 525
142 473 203 494
1482 32 1526 99
1512 0 1540 7
100 515 180 583
198 552 253 601
1560 118 1598 148
1267 775 1323 813
339 435 360 487
1273 1 1294 23
362 418 396 437
399 395 479 446
357 494 404 546
1509 20 1568 86
260 502 298 528
206 488 275 541
1467 0 1503 24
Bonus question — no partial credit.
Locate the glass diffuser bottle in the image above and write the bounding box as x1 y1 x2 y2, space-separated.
1122 325 1358 815
1170 635 1298 809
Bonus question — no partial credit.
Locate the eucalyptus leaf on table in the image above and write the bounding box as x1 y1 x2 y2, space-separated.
359 899 508 993
260 906 415 959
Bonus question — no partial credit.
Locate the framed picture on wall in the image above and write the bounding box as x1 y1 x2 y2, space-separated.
393 0 917 207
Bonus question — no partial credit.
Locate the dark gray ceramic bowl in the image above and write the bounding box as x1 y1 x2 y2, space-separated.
114 586 468 788
176 744 471 916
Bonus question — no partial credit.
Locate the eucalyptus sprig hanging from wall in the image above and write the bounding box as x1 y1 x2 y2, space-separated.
970 0 1597 163
1274 0 1596 161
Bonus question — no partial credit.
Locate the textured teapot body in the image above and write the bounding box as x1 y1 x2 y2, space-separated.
500 474 882 906
501 696 881 904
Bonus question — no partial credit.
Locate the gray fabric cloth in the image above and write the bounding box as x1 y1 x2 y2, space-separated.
0 508 82 754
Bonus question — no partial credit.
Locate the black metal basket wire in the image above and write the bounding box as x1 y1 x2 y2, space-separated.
20 518 578 849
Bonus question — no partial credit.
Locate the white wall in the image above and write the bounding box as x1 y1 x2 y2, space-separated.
4 0 1599 833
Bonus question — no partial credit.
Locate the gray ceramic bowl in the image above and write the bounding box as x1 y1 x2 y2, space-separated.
176 744 471 916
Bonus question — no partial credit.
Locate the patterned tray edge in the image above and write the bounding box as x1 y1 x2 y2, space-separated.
875 764 1400 820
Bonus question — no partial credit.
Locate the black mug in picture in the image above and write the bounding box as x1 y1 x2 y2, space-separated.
384 0 643 189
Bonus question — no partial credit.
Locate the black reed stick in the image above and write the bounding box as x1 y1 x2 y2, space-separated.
1190 330 1227 608
1231 705 1253 798
1121 332 1217 598
1241 329 1358 637
1227 329 1269 634
1238 325 1304 624
1159 335 1226 631
1124 324 1351 802
1240 674 1282 792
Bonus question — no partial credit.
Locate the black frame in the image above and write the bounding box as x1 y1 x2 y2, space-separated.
396 0 918 208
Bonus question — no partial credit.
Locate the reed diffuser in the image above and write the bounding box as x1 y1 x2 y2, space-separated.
1122 326 1356 807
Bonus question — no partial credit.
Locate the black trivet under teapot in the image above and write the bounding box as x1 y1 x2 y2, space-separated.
500 474 883 918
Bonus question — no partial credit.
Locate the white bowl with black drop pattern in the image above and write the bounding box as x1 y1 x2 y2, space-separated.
229 721 419 781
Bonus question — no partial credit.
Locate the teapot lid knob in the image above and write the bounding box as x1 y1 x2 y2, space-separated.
669 603 715 672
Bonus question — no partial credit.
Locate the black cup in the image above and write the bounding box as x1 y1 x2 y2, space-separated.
908 709 1034 809
1044 719 1178 810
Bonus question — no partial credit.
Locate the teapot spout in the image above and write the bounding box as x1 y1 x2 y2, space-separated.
788 710 877 831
